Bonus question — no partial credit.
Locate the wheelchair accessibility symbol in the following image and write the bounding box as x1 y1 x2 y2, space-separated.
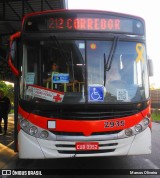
88 86 104 102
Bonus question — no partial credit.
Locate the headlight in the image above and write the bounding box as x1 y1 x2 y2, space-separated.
135 124 142 133
121 115 150 138
143 118 150 126
40 130 49 139
18 114 53 140
29 126 38 136
125 129 133 136
19 117 51 140
20 119 29 129
20 119 29 133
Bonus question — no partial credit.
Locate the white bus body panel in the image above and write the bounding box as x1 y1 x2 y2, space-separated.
18 130 44 158
18 128 151 159
128 127 151 155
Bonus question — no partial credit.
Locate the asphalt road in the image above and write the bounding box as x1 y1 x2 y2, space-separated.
0 116 160 178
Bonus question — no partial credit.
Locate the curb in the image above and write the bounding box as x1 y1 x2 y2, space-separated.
153 121 160 123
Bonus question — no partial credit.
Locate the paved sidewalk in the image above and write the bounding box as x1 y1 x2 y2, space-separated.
0 114 14 148
0 114 17 169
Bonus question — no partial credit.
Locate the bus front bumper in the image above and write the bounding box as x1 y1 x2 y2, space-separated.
18 127 151 159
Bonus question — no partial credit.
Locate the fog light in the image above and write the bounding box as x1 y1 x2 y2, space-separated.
143 118 150 126
135 124 142 133
29 126 38 136
125 128 133 136
40 130 49 139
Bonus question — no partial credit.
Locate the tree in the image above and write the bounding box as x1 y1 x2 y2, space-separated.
0 81 14 105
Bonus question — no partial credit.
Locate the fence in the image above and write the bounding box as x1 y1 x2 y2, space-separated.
150 89 160 108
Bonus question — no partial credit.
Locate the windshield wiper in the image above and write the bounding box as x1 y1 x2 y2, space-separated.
104 53 107 86
104 36 119 86
104 36 119 71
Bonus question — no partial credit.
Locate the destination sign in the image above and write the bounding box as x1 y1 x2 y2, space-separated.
24 11 144 34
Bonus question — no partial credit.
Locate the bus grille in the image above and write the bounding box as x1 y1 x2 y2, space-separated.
58 149 115 154
56 143 118 154
50 130 121 136
33 108 138 120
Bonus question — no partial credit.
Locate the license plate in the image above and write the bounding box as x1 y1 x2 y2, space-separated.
75 142 99 151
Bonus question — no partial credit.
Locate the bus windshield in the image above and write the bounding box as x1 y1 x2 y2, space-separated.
20 38 149 104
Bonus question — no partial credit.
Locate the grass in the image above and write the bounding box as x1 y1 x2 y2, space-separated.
152 111 160 122
9 109 14 114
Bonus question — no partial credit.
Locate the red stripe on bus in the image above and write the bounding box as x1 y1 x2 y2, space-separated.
19 106 150 136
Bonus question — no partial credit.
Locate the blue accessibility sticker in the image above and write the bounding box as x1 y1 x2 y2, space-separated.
88 85 104 102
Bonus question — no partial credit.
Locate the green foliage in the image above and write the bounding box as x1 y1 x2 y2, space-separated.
0 81 14 104
152 111 160 122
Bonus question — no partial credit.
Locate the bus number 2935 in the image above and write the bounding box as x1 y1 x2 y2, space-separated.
104 120 125 128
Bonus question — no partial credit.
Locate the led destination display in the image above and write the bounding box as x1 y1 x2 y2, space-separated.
24 11 144 34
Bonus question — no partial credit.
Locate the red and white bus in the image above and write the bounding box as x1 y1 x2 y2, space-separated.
9 9 153 158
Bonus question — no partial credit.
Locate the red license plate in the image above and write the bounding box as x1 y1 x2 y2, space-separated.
75 142 99 151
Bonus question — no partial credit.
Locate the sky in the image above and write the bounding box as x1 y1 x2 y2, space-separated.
68 0 160 88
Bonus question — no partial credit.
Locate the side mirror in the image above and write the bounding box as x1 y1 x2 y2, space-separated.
148 59 153 77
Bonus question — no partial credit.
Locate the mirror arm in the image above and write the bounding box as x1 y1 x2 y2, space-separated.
10 32 21 46
8 32 21 77
8 56 19 76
